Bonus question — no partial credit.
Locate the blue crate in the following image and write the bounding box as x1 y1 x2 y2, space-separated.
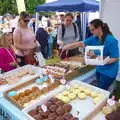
0 104 13 120
0 69 96 120
0 98 28 120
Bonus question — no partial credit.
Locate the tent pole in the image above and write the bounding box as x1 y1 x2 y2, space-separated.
35 12 39 34
81 12 88 41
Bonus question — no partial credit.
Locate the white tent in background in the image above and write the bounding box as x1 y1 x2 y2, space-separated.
100 0 120 56
100 0 120 78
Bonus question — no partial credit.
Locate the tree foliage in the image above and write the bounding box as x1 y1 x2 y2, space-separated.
0 0 46 15
0 0 18 15
25 0 45 14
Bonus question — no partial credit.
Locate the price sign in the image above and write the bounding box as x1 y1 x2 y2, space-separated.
41 104 47 112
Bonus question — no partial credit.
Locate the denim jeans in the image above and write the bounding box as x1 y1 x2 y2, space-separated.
48 43 53 57
96 72 116 90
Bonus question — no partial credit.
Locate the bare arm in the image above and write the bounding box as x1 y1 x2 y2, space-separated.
62 41 85 51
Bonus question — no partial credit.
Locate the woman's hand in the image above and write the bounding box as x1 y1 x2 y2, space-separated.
57 40 64 46
24 42 37 51
107 58 119 64
9 62 18 67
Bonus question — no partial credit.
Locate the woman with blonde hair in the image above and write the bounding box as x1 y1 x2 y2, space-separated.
13 11 38 66
0 32 18 72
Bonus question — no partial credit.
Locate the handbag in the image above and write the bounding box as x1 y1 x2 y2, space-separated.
24 53 38 65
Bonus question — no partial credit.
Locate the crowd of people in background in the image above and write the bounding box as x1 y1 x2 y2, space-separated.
0 12 119 90
0 11 90 73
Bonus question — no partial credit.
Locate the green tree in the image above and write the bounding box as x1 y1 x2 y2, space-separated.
0 0 46 15
25 0 46 14
0 0 18 15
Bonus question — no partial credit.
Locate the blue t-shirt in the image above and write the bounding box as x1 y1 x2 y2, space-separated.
84 34 119 78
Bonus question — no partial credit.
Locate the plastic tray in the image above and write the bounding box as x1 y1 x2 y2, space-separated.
23 80 110 120
0 65 42 94
4 76 62 110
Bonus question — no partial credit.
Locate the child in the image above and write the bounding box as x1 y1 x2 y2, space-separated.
0 32 18 72
47 27 54 58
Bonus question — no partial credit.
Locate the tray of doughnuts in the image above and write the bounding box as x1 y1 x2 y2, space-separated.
23 80 110 120
4 74 62 110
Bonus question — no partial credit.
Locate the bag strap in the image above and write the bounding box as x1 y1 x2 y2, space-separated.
62 24 65 38
4 48 16 62
73 23 77 38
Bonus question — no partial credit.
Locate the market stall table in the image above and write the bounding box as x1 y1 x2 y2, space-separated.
92 112 106 120
0 69 98 120
0 65 43 98
0 98 106 120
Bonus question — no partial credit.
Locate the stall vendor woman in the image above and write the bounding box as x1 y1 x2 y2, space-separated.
63 19 119 90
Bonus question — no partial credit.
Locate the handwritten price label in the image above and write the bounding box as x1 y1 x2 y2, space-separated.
41 104 47 112
65 84 71 89
60 79 66 85
49 75 55 83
